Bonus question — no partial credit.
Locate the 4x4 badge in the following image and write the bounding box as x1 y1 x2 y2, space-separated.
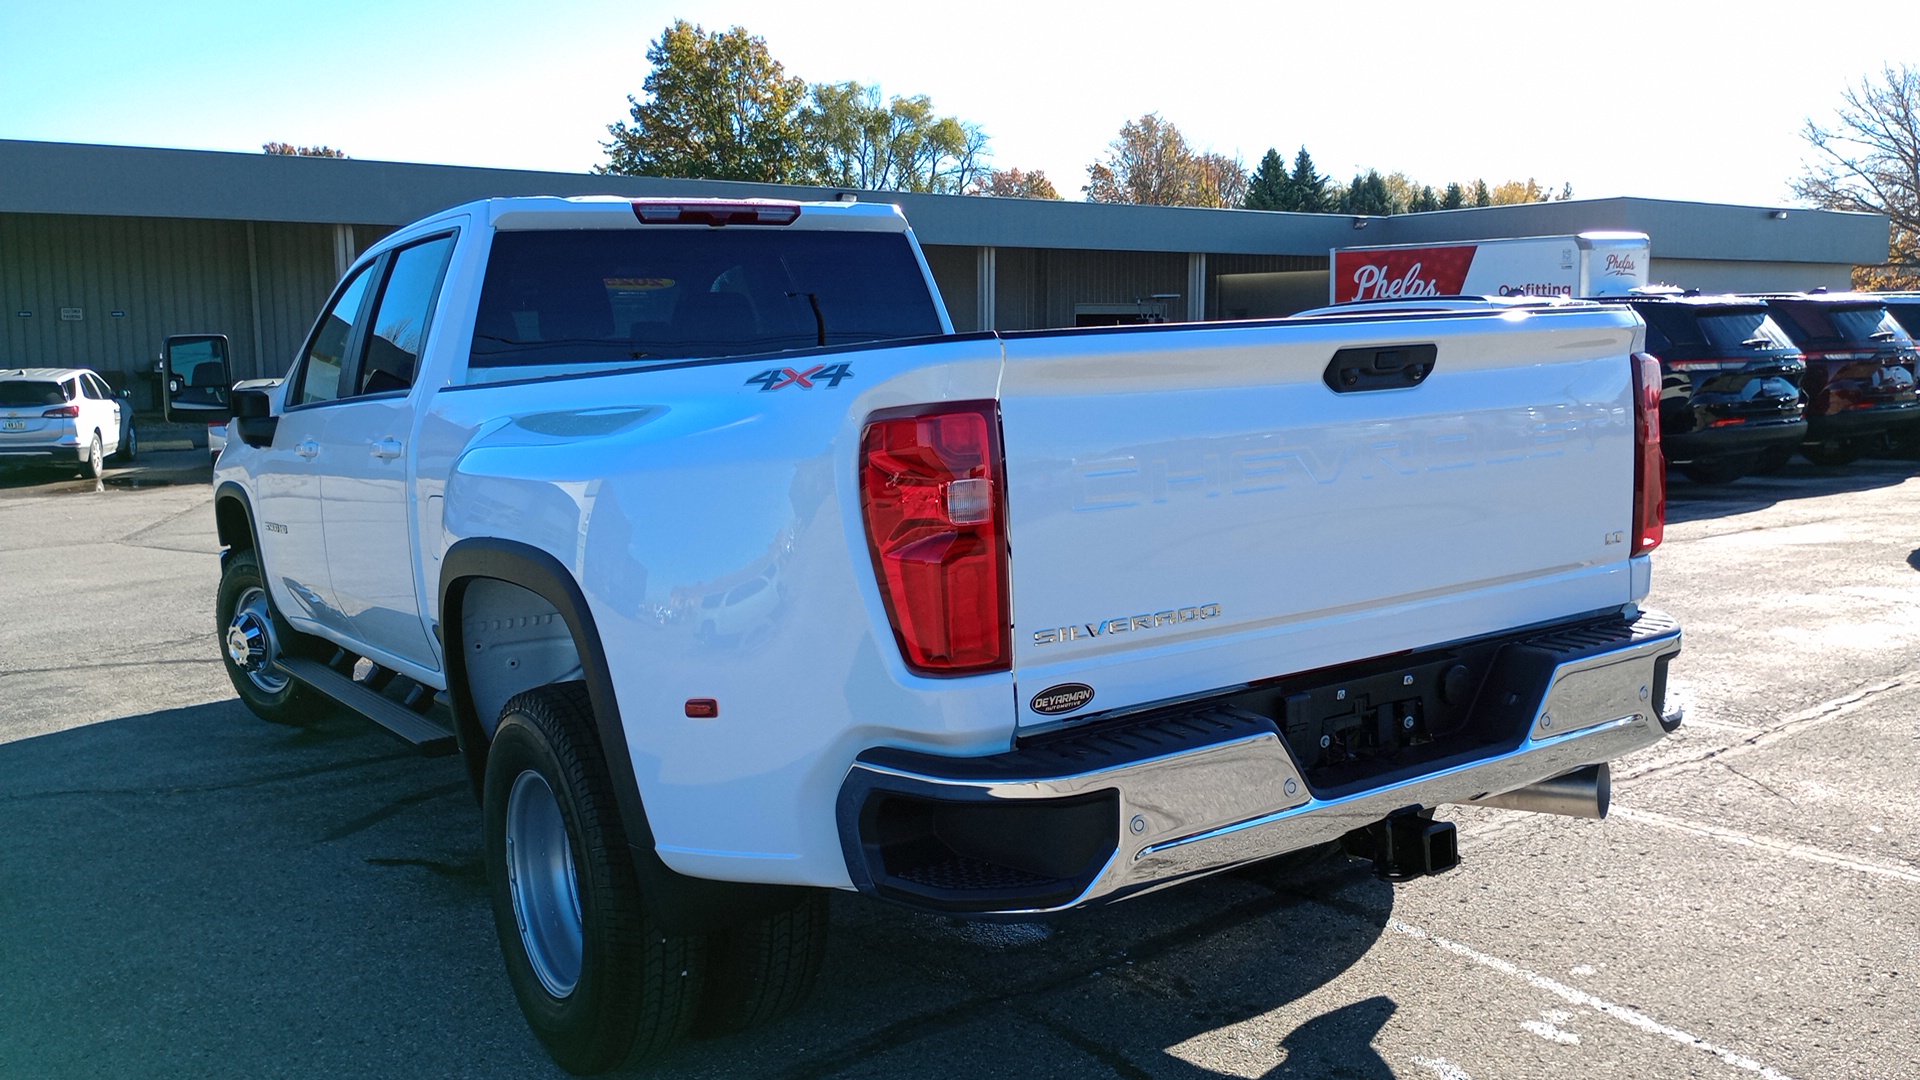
746 363 853 391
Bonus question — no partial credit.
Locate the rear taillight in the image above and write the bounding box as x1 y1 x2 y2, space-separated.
1632 352 1665 555
859 401 1009 675
42 405 78 418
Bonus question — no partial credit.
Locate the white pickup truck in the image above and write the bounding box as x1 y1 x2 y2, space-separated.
195 196 1681 1073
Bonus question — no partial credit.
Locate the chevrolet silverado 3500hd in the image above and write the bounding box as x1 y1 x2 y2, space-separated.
198 196 1681 1073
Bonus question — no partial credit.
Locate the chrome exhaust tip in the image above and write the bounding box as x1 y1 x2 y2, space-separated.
1468 763 1611 819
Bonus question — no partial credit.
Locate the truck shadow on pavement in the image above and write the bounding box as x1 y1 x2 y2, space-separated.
0 699 1397 1080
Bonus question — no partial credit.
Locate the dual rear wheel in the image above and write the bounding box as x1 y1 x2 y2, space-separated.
484 683 828 1074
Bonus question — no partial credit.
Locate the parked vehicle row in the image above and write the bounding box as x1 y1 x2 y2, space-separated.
1599 290 1920 484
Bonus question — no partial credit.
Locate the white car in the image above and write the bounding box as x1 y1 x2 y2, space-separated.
0 367 136 477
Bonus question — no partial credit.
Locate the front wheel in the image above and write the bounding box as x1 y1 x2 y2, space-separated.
216 549 329 725
112 421 138 463
485 683 703 1074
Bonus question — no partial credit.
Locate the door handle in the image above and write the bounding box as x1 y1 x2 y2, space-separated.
295 438 320 459
371 437 404 460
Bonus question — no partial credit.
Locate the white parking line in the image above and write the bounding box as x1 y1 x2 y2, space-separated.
1412 1056 1475 1080
1611 807 1920 884
1388 919 1798 1080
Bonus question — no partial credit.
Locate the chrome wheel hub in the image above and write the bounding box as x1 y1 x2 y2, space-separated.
226 586 288 693
505 769 583 998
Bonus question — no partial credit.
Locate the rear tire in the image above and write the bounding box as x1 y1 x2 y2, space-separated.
485 682 702 1074
216 548 329 725
79 434 103 479
692 889 830 1038
1800 440 1861 466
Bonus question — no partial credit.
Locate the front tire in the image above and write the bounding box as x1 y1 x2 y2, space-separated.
216 549 329 725
485 683 702 1074
112 421 138 463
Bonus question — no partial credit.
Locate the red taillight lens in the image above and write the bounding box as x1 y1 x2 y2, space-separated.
859 401 1009 675
42 405 78 418
1632 352 1665 555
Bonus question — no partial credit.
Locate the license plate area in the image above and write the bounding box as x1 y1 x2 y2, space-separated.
2 420 25 431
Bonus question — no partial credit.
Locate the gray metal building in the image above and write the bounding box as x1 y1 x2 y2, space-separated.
0 138 1891 407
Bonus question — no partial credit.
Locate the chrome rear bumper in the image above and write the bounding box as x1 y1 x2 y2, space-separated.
838 608 1681 915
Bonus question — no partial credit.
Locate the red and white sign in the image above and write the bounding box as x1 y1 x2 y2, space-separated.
1332 233 1650 303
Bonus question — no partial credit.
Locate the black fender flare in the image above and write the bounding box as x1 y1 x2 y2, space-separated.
440 537 805 934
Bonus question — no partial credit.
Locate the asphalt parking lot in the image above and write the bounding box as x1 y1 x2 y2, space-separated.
2 452 1916 1080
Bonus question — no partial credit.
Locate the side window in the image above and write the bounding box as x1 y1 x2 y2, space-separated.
294 264 375 407
79 375 106 399
61 379 78 401
357 235 455 396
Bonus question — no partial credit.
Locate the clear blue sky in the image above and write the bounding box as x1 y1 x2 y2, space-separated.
5 0 1919 207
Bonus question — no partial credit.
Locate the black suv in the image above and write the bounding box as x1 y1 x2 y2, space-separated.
1616 294 1806 483
1758 293 1920 464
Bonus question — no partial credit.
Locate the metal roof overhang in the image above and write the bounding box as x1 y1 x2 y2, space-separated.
0 138 1889 265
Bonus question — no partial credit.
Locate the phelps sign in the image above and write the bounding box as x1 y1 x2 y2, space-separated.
1331 232 1650 304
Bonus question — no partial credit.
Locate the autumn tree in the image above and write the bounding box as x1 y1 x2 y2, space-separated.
1796 65 1920 288
262 142 346 158
971 167 1061 199
600 20 813 182
1085 114 1245 208
1486 178 1573 205
806 81 989 194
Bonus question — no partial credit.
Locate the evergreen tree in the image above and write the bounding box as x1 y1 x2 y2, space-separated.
1342 170 1394 215
1441 182 1465 210
1409 185 1440 213
1243 148 1290 210
1287 146 1331 212
1471 179 1493 207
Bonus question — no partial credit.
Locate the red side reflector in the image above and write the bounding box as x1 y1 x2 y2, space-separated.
859 401 1010 675
630 200 800 227
684 698 719 719
1631 352 1665 555
41 405 79 418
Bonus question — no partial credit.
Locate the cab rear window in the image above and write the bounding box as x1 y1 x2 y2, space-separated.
469 229 944 371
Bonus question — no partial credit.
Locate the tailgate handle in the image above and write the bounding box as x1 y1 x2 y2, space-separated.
1324 344 1438 393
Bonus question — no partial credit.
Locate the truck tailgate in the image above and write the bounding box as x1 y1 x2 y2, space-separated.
997 306 1644 727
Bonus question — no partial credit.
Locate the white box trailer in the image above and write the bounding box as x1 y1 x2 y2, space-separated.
1331 231 1650 303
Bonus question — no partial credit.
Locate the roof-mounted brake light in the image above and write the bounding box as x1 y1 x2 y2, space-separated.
630 200 801 227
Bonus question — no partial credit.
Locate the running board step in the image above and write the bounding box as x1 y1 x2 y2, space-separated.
277 656 458 755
